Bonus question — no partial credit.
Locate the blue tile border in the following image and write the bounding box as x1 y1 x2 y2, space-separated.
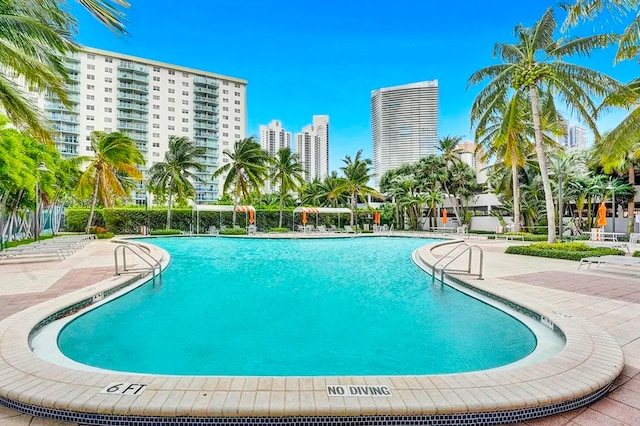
0 381 612 425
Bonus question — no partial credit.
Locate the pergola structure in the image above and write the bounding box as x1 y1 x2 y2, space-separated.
192 204 255 233
292 207 353 229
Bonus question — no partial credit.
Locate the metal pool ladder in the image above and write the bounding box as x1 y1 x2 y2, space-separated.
431 242 484 284
114 242 162 283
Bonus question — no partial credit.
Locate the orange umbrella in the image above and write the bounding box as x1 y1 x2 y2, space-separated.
302 211 307 225
249 210 255 224
597 203 607 227
442 208 448 225
376 212 380 224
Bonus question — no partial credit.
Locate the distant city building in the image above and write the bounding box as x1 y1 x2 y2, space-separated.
567 124 587 150
295 115 329 182
26 46 247 204
457 141 487 185
371 80 439 187
259 120 292 192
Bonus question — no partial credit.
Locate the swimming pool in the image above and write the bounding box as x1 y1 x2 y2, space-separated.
57 237 536 376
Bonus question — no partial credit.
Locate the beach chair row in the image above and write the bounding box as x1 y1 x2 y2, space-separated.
0 234 96 262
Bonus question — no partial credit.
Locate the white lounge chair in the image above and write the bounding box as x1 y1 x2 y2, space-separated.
578 255 640 270
344 225 356 233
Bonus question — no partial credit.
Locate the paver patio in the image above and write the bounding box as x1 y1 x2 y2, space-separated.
0 235 638 425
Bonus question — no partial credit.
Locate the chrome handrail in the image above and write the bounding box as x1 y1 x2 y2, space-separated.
114 243 161 284
431 242 483 283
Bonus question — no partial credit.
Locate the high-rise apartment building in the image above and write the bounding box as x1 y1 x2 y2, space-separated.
567 124 587 150
294 115 329 182
259 120 291 192
33 46 247 204
458 141 487 184
371 80 439 186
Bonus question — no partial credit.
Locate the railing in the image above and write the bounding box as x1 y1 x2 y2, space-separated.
114 242 161 285
431 242 484 284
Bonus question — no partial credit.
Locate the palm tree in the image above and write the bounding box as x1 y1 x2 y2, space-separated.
269 147 305 228
147 136 205 230
469 7 621 242
333 150 380 226
76 131 143 233
213 137 268 226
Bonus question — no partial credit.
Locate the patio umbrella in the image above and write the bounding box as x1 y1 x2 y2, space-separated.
302 211 307 225
597 203 607 227
442 208 448 225
249 210 254 224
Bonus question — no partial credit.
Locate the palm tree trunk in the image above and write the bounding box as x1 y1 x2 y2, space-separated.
529 85 556 243
85 175 101 234
628 165 635 234
233 177 240 227
511 157 521 232
350 192 356 226
279 190 284 228
166 187 173 230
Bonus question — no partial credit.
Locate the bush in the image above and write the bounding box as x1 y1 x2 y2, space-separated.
89 226 110 235
150 229 182 235
505 243 625 261
64 209 105 232
268 227 290 233
633 250 640 258
96 233 114 239
220 227 248 235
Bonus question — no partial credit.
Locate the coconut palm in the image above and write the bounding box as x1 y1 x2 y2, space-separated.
76 131 143 233
213 137 268 226
333 150 380 226
269 147 305 228
469 7 621 242
147 136 205 230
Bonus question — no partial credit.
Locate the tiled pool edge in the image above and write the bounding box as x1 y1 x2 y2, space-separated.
0 237 625 425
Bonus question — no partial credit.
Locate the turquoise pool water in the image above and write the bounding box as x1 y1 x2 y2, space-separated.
58 237 536 376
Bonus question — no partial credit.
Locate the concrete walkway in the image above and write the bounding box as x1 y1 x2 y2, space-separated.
0 236 638 425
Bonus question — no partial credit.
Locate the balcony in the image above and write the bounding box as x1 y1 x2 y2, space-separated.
54 123 79 133
118 62 149 74
194 113 218 122
117 72 149 83
54 135 79 144
118 121 148 132
64 61 80 71
193 122 217 130
49 113 79 123
194 131 216 139
193 104 217 113
192 86 218 96
117 91 148 102
44 102 79 113
118 101 148 112
117 82 148 93
194 76 219 87
117 111 147 122
67 84 80 94
136 143 148 152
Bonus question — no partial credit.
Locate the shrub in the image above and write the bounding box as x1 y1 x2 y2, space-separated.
150 229 182 235
96 233 114 239
89 226 110 235
268 227 290 233
220 227 248 235
505 244 625 261
633 250 640 258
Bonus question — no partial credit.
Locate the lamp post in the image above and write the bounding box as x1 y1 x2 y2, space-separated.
608 183 616 233
34 159 50 242
558 173 564 241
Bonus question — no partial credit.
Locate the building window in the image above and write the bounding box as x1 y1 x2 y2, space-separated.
234 91 240 96
234 100 240 105
182 90 188 96
182 109 188 114
168 88 175 94
168 79 175 84
168 106 175 112
87 74 95 80
223 141 229 146
182 100 188 105
105 87 112 93
168 97 175 103
153 105 160 110
182 82 189 87
153 152 160 157
105 117 112 122
87 94 95 100
222 81 229 86
168 116 175 121
105 57 112 63
153 133 160 138
182 72 188 77
105 127 112 132
86 84 95 90
222 98 228 103
234 133 241 138
222 132 229 137
234 83 241 88
234 125 240 130
152 114 160 119
86 125 94 131
105 77 112 83
222 124 228 128
153 95 160 100
234 108 240 113
105 67 112 73
153 123 160 129
168 125 175 130
104 97 112 102
223 89 228 94
234 117 240 122
153 86 160 91
104 107 112 112
87 54 95 60
153 76 160 82
86 115 94 121
168 70 175 75
182 118 189 123
222 115 228 120
152 142 160 147
182 127 189 132
153 66 160 72
87 64 95 70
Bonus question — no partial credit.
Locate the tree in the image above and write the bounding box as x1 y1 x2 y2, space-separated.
147 136 205 230
76 131 143 233
269 147 305 228
469 7 621 242
333 150 380 226
213 137 268 226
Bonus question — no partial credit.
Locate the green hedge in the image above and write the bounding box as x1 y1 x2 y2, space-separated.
505 242 625 261
63 208 360 234
220 227 248 235
150 229 182 235
268 227 290 233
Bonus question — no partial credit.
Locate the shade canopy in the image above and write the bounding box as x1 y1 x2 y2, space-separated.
193 204 255 212
293 207 352 215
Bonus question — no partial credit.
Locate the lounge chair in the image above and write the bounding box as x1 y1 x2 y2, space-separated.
344 225 356 233
209 226 219 235
317 225 328 233
247 225 257 235
296 225 305 232
329 225 338 233
578 255 640 270
0 246 66 262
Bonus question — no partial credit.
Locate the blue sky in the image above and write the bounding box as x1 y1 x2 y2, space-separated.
72 0 638 172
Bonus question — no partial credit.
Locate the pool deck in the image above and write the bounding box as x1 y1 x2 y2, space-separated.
0 234 638 425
